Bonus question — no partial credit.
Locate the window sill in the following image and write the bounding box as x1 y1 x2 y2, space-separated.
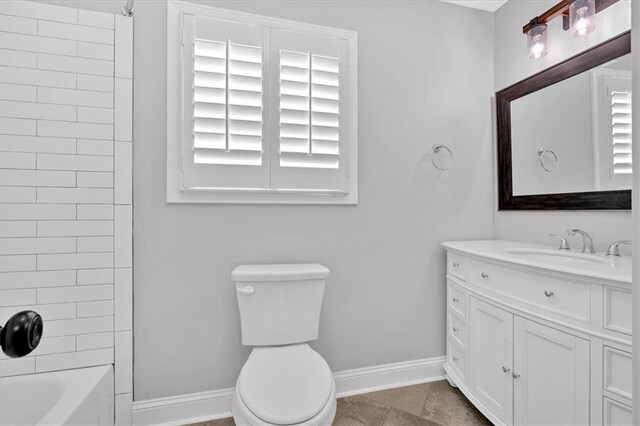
167 187 358 205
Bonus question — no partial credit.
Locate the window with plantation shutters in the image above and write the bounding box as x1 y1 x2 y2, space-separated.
167 3 357 203
611 90 632 175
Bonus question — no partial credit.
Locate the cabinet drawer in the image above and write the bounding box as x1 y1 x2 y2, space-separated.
604 346 633 401
447 251 468 281
448 310 467 349
604 286 632 336
447 281 467 320
604 397 633 426
469 259 590 324
448 340 466 381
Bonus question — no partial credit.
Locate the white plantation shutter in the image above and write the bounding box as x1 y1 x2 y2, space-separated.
279 51 340 169
611 90 632 174
182 15 269 189
271 29 349 192
168 3 357 203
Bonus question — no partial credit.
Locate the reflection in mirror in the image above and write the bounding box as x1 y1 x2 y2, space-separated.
511 53 632 196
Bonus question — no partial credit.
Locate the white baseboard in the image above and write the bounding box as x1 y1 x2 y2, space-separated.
131 355 445 425
132 387 235 426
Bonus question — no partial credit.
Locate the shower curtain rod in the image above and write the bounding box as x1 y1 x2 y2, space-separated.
122 0 134 16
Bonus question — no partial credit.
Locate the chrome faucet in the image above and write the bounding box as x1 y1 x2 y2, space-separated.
605 240 631 257
567 229 595 254
549 234 571 250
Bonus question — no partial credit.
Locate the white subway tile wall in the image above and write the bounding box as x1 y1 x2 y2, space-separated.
0 6 133 418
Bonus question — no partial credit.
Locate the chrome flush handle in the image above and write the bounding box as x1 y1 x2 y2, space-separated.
237 286 255 296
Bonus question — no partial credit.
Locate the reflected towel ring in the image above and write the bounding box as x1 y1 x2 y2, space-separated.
431 144 453 170
538 148 558 172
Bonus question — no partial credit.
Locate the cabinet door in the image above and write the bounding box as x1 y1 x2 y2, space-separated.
513 317 590 425
468 297 514 424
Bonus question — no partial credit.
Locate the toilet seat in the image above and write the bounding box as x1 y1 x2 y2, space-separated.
236 344 334 425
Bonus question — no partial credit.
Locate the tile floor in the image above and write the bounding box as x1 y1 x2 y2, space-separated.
190 380 490 426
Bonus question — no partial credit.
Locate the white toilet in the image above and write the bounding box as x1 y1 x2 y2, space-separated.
231 264 336 426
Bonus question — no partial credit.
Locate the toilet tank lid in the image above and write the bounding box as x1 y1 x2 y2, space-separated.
232 264 329 282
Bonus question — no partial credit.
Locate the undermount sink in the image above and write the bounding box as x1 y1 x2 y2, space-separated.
505 248 609 265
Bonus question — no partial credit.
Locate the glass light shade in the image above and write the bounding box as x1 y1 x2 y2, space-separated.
527 24 548 60
569 0 596 37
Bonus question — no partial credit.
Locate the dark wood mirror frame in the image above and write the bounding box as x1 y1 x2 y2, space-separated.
496 31 631 210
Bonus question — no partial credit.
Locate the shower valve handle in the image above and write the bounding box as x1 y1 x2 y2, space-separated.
0 310 43 358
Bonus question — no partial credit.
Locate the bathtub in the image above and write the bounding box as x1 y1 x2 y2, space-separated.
0 365 114 425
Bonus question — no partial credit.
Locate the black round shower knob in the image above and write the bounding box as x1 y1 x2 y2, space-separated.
0 310 43 358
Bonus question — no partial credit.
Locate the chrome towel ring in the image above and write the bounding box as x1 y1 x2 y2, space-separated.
431 144 453 171
537 148 558 172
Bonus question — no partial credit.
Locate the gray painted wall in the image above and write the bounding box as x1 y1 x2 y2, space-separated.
132 0 494 400
494 0 633 251
33 0 496 401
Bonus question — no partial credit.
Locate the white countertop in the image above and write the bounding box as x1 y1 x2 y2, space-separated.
442 240 632 285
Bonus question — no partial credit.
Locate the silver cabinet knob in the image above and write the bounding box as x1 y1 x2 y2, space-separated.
452 262 459 268
512 372 520 379
452 356 459 362
544 290 554 297
452 327 459 333
481 272 489 279
502 366 510 373
452 297 459 303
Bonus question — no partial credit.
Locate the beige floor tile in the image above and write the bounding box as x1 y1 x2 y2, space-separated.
187 380 489 426
383 408 441 426
333 395 392 426
361 383 432 417
190 417 235 426
421 381 491 426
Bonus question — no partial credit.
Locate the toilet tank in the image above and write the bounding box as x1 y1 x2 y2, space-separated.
232 264 330 346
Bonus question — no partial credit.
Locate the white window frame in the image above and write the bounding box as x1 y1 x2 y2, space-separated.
167 1 358 204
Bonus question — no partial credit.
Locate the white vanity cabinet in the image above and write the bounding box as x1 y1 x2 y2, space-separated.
512 316 590 425
468 297 513 422
443 241 633 426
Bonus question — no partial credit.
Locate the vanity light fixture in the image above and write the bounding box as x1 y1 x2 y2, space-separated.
523 0 619 59
527 19 548 60
569 0 596 37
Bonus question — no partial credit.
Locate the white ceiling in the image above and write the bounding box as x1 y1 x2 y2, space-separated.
438 0 508 12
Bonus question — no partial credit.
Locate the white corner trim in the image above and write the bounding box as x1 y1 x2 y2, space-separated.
131 356 446 425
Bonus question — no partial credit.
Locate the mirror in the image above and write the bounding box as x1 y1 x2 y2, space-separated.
497 32 631 210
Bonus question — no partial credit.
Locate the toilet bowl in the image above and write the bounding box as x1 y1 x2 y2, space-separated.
231 264 335 426
232 344 336 425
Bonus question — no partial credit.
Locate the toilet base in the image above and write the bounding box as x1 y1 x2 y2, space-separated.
231 380 337 426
